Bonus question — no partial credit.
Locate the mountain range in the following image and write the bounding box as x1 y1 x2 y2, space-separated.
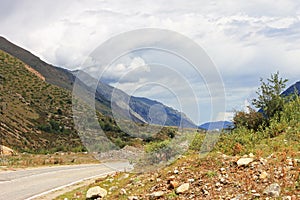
0 36 197 152
0 36 196 128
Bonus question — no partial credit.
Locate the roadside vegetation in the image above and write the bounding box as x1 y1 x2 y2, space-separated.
57 72 300 199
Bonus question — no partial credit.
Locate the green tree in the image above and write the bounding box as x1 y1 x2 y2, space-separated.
252 72 288 120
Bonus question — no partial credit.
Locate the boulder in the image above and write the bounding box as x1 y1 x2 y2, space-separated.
263 183 281 197
0 145 15 156
86 186 107 199
237 157 254 166
149 191 164 199
176 183 190 194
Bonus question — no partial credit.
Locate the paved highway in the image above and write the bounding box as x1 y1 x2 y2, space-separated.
0 161 132 200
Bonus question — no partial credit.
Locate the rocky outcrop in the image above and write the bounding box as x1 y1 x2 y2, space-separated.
0 145 15 156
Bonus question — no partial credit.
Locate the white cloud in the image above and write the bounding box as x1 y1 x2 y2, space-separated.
1 0 300 123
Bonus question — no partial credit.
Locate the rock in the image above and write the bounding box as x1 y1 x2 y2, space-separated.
237 157 254 166
0 145 15 156
188 178 194 182
169 180 179 189
215 182 222 187
120 188 127 195
263 183 281 197
167 175 176 181
176 183 190 194
201 188 209 195
282 196 292 200
118 173 129 180
128 196 139 200
174 169 179 174
231 194 243 200
252 193 260 198
220 177 226 184
109 186 118 191
149 191 164 199
86 186 107 199
260 171 268 179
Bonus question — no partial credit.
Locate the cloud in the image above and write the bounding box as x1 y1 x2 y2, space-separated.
1 0 300 123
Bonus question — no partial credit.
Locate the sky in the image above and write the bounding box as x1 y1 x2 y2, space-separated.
1 0 300 124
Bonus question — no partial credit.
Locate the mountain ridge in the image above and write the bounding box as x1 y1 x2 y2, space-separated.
0 36 196 128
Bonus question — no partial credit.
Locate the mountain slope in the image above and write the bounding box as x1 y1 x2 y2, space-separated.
199 121 234 130
0 36 196 128
0 50 83 152
282 81 300 96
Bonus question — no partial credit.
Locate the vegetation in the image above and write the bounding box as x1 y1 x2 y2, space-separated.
57 72 300 200
252 71 288 120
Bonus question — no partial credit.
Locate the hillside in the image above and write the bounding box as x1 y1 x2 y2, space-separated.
0 49 187 153
59 95 300 199
0 36 196 128
0 50 83 152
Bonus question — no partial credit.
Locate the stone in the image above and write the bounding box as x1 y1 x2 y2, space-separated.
0 145 15 156
169 180 179 189
118 173 129 180
109 186 118 191
231 194 244 200
128 196 139 200
215 182 222 187
174 169 179 174
120 188 127 195
237 157 254 166
167 175 176 181
86 186 107 199
263 183 281 197
149 191 164 199
176 183 190 194
260 171 268 179
202 188 209 195
282 196 292 200
188 178 194 182
252 193 260 198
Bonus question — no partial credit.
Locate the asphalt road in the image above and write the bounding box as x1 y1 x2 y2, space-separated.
0 161 132 200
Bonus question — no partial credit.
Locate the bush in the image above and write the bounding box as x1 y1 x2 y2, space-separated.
233 107 264 131
266 95 300 138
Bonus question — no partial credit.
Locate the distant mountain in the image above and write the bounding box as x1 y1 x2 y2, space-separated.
282 81 300 96
0 36 196 128
258 81 300 115
199 121 234 131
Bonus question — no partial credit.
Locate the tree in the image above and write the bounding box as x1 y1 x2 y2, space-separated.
252 72 288 120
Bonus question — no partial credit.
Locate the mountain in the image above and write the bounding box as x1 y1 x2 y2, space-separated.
0 36 196 128
199 121 234 130
0 50 83 152
282 81 300 96
258 81 300 115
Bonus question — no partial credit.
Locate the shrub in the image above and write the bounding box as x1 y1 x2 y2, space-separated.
233 107 264 131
